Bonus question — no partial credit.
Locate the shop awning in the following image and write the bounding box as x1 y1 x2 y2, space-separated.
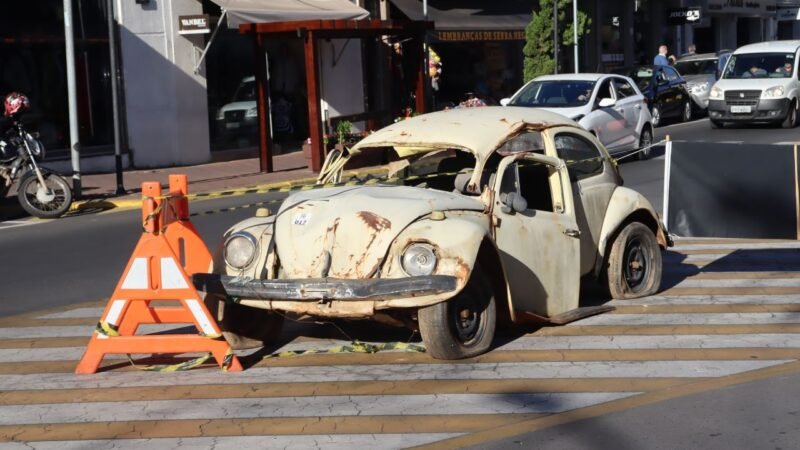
213 0 370 28
389 0 532 31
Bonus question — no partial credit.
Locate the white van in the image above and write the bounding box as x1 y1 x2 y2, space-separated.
708 40 800 128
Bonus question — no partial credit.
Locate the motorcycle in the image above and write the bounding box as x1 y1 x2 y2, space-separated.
0 93 72 219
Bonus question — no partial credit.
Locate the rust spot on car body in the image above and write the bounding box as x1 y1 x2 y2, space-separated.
357 211 392 232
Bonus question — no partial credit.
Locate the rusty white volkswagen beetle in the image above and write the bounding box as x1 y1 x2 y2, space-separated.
195 107 671 359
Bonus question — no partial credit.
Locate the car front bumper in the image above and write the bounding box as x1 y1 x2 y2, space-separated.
193 273 458 302
689 91 709 109
708 98 791 122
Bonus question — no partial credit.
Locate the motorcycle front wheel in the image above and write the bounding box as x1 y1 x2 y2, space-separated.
17 171 73 219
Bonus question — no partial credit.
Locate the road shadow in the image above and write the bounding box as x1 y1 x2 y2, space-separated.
659 247 800 290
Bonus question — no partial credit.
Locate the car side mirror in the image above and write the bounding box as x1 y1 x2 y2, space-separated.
500 98 511 106
598 98 615 108
501 191 528 214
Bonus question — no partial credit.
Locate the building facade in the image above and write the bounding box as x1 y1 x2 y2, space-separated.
1 0 795 173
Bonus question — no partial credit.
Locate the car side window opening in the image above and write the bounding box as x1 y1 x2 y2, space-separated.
554 133 604 181
656 70 668 85
665 67 679 81
499 160 555 213
595 80 613 105
613 78 636 98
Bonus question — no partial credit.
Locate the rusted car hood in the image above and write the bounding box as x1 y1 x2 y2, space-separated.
274 185 484 279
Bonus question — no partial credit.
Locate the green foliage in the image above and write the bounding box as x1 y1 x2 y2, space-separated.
523 0 592 83
335 120 352 144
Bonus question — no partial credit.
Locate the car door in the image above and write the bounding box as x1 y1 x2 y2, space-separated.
655 67 676 116
666 66 689 116
611 77 642 149
492 152 580 318
548 128 618 275
588 78 626 152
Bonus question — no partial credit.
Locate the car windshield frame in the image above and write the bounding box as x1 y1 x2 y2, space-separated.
508 80 597 108
723 52 796 79
674 58 718 76
233 81 257 102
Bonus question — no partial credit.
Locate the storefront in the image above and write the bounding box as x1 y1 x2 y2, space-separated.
387 0 530 107
0 1 114 161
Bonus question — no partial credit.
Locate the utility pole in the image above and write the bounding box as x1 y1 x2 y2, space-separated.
553 0 559 74
573 0 579 73
63 0 82 197
108 0 125 195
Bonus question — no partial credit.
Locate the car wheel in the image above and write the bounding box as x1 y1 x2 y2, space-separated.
682 101 692 122
782 100 797 129
650 104 661 127
418 265 496 360
637 126 653 161
606 222 662 299
204 294 284 350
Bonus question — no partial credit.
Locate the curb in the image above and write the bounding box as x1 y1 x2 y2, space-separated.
69 166 389 214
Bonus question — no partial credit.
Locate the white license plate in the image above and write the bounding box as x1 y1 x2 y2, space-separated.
226 122 241 129
730 105 751 113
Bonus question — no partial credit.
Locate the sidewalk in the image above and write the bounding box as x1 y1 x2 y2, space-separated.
74 150 318 209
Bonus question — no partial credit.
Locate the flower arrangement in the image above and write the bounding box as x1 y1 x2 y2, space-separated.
429 47 442 91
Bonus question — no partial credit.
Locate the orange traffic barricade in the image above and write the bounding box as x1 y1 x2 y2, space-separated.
75 175 242 374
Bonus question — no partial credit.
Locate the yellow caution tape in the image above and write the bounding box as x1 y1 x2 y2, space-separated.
94 321 120 337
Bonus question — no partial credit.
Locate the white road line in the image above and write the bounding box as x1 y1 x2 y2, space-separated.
35 307 112 319
0 360 788 391
0 220 36 229
0 392 640 425
4 334 799 363
607 295 800 306
671 242 800 251
0 435 464 450
666 278 800 288
574 312 800 326
773 141 800 146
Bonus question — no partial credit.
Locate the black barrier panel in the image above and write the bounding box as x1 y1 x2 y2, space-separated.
667 143 797 239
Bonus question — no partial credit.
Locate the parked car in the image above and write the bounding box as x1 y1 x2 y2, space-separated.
500 74 655 159
673 50 732 111
214 76 293 143
193 107 671 360
616 65 692 127
708 40 800 128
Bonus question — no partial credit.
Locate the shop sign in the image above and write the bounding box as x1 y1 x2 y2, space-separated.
706 0 777 16
777 7 800 21
433 30 525 42
667 7 702 25
178 14 210 35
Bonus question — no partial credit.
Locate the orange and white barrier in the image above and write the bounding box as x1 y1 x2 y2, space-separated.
75 175 242 374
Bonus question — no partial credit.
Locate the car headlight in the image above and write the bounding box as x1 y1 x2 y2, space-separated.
691 82 709 94
224 232 258 269
709 86 723 100
246 107 258 118
401 243 437 276
216 109 225 120
763 86 785 99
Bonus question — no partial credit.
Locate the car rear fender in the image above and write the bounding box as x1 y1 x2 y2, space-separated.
593 187 667 278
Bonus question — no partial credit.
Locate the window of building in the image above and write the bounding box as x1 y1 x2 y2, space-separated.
0 1 114 154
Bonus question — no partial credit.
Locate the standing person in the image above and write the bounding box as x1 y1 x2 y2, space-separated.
686 44 697 56
654 45 670 66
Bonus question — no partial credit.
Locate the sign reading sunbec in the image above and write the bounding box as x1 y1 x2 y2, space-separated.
434 30 525 42
667 7 702 25
178 14 210 35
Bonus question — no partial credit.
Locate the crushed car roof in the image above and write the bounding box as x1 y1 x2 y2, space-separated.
351 106 578 156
